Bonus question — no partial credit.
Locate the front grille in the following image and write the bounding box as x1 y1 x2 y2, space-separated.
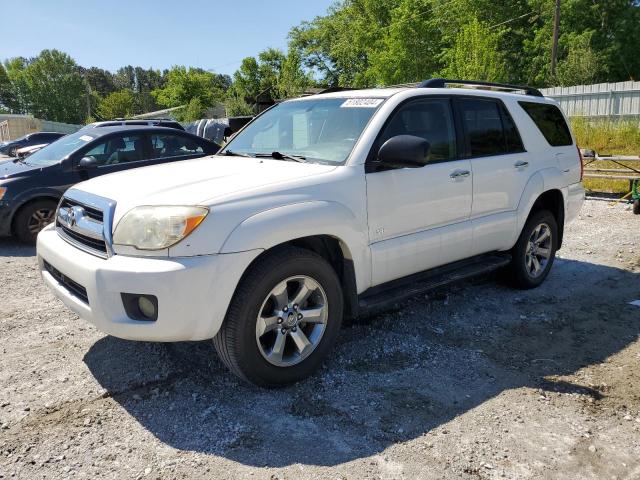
58 225 108 255
58 198 103 222
43 260 89 304
56 193 112 258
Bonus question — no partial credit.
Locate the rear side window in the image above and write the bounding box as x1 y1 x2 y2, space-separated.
457 98 525 157
519 101 573 146
150 134 204 158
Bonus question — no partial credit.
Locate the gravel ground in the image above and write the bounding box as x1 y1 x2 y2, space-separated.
1 199 639 480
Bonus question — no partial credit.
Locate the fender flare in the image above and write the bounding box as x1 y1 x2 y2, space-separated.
515 171 545 236
220 201 371 293
516 168 567 246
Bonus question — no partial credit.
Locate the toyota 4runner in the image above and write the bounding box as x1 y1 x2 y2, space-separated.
37 79 585 387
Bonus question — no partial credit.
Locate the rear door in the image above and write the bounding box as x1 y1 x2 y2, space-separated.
455 97 529 255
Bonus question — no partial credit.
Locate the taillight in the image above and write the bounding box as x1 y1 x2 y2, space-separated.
576 145 584 181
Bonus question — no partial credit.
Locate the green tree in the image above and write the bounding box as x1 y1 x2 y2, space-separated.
22 50 87 124
3 57 30 113
97 89 136 120
0 63 14 112
83 67 116 98
152 66 228 120
555 31 602 86
227 48 311 113
440 18 507 82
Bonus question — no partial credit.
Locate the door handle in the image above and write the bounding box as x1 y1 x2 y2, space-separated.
514 160 529 168
449 169 470 179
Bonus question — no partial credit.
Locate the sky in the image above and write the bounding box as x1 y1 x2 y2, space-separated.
2 0 335 75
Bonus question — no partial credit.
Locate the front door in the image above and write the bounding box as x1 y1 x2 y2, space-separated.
365 98 473 286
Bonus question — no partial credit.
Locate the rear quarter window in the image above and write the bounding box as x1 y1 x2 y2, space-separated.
519 101 573 146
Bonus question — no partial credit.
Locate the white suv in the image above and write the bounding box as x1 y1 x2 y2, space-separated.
37 79 585 387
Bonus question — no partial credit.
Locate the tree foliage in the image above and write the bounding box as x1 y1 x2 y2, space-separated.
1 2 638 124
22 50 87 124
97 89 136 120
151 66 230 121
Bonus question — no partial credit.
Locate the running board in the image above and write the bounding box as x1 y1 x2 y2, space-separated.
357 253 511 314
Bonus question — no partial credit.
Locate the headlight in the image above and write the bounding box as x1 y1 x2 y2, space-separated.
0 187 6 201
113 206 209 250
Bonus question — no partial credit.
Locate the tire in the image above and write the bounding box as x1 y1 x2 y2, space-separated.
214 246 344 387
506 209 558 290
633 199 640 215
14 199 57 244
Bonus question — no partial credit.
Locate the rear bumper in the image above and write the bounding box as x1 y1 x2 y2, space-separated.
37 225 261 341
566 182 585 224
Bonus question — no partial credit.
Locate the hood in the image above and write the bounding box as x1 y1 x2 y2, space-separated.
0 159 48 179
73 155 337 213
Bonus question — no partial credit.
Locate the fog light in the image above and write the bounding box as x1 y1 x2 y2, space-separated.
121 293 158 321
138 296 156 319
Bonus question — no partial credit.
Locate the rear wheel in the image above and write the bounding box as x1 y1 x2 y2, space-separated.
14 199 57 244
214 246 343 387
633 199 640 215
507 209 558 289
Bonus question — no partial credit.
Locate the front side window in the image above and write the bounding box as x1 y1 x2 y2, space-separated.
519 101 573 146
150 134 203 158
376 98 457 162
82 135 146 166
221 98 384 165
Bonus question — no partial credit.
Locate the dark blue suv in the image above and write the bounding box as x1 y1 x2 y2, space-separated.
0 126 219 243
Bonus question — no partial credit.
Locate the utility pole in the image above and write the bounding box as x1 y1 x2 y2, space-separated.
551 0 561 76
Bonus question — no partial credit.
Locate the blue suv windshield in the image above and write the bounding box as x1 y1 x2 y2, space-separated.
221 97 384 165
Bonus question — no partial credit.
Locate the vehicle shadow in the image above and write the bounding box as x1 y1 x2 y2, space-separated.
83 258 640 467
0 238 36 258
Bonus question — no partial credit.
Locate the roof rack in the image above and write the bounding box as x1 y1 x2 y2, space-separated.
418 78 543 97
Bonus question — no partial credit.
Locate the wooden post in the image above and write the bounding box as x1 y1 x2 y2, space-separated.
551 0 561 76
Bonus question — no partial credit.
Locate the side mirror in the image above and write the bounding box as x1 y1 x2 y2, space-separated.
377 135 431 169
78 156 98 170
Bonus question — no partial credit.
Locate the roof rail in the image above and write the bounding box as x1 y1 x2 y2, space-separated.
418 78 543 97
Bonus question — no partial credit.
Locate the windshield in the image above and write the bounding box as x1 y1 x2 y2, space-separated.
221 97 384 164
23 131 97 166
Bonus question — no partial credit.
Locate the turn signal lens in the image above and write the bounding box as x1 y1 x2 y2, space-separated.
0 187 7 201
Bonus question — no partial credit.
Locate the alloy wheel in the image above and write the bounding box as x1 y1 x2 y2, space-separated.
525 222 552 278
255 275 328 367
28 208 55 235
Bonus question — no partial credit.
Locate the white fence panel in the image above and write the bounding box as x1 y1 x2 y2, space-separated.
540 81 640 119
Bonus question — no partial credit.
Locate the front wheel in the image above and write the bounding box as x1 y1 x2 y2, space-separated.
213 246 343 387
506 209 558 289
14 199 58 244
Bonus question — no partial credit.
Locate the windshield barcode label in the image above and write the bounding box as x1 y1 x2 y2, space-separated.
341 98 384 108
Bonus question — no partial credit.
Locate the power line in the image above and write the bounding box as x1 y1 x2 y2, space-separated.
489 11 536 30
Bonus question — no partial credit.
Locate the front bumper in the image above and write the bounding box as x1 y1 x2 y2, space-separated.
36 225 261 341
0 203 12 236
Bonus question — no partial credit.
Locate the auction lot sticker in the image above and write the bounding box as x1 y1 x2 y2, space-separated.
341 98 384 108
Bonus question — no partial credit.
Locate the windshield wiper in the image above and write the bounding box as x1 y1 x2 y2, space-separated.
254 151 306 163
222 150 254 158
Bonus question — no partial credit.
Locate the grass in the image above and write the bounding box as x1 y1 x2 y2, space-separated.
570 118 640 194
